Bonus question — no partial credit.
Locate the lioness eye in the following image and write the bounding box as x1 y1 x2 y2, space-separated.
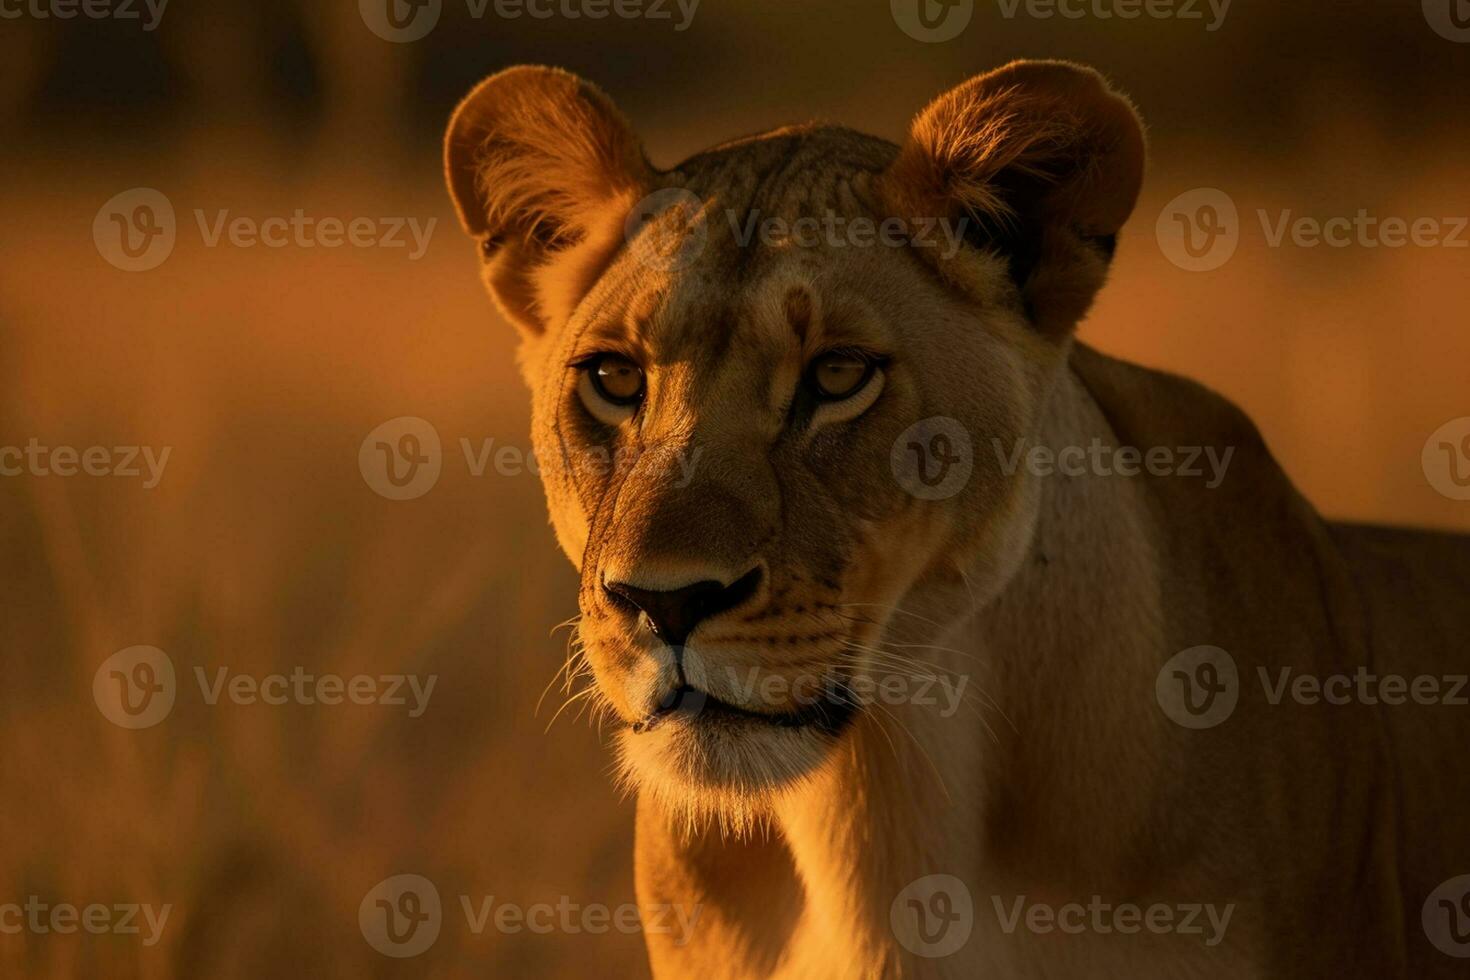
591 354 646 405
576 353 646 426
807 351 874 401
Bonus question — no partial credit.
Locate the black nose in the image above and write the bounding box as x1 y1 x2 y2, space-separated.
604 567 762 647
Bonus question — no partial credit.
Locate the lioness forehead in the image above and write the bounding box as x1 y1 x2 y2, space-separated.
676 126 901 277
580 126 906 361
674 124 899 234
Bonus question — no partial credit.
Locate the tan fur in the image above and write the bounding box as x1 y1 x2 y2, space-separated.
444 61 1470 979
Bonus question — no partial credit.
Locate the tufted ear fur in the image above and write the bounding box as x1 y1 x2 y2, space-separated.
444 65 653 335
876 60 1146 337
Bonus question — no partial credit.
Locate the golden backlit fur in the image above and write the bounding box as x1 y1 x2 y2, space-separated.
445 61 1470 978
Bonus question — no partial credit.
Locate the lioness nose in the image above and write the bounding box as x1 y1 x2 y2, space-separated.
603 567 762 647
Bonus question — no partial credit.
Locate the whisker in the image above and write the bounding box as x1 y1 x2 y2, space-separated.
835 644 996 726
543 684 601 733
878 641 986 664
836 602 947 630
549 612 584 636
535 623 589 716
837 639 967 680
857 696 954 804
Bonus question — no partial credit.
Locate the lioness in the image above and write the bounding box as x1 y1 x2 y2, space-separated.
443 60 1470 979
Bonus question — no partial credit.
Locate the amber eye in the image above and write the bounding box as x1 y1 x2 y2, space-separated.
590 354 646 406
807 351 875 401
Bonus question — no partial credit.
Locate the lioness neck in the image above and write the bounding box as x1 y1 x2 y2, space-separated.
773 359 1167 976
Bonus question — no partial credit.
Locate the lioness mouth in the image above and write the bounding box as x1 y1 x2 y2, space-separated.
632 681 858 736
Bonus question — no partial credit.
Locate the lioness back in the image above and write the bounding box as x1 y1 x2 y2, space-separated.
1331 522 1470 974
1073 341 1470 976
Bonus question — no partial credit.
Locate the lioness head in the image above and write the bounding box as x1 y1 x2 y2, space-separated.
444 61 1144 826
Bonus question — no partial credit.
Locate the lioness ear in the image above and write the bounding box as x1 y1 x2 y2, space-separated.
877 60 1145 337
444 65 652 335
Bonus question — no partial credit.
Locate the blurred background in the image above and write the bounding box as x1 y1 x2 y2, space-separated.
1 0 1467 975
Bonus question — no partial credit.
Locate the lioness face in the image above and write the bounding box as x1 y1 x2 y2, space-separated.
522 155 1048 808
445 62 1144 819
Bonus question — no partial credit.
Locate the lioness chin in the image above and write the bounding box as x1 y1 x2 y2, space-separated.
442 60 1470 979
